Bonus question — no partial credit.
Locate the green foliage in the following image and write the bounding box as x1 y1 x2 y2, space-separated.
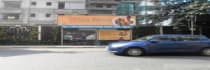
0 26 60 45
0 27 7 40
52 26 60 44
28 27 38 41
172 1 210 32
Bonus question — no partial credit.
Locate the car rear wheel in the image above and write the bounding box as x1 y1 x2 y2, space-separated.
202 48 210 56
126 48 144 56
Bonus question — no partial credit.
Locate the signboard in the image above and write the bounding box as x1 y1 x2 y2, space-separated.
97 30 132 40
58 16 136 26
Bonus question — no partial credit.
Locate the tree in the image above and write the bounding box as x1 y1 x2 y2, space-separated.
172 0 210 33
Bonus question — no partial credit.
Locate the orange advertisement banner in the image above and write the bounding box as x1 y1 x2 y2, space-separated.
58 16 136 26
97 30 132 40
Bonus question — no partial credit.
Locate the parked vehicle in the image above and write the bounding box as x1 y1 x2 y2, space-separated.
107 34 210 56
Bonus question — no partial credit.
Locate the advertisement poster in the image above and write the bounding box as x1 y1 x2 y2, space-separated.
64 29 96 41
97 30 132 40
58 16 136 26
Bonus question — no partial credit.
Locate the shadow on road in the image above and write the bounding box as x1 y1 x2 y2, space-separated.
0 48 78 57
135 53 210 61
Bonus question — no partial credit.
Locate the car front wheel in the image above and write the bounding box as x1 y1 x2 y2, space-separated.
202 48 210 56
125 48 144 56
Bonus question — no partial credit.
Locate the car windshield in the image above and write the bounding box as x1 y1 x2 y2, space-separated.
134 35 154 41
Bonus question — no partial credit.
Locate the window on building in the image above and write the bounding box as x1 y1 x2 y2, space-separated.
46 2 52 6
115 0 121 1
116 3 134 15
30 13 36 17
46 14 51 18
58 2 65 9
31 2 36 6
3 13 20 20
96 4 103 8
107 4 112 8
58 14 64 16
4 1 21 9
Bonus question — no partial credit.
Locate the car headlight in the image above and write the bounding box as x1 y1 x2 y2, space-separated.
111 44 127 48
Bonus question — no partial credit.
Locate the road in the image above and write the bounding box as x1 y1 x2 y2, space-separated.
0 48 210 70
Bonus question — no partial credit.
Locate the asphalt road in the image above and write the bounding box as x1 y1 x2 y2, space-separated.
0 48 210 70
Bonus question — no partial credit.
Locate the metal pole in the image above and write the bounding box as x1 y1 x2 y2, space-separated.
191 15 194 35
160 7 163 35
160 24 163 35
61 25 63 45
58 0 63 45
38 25 41 40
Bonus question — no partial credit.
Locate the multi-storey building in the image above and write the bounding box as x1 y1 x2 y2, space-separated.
137 0 160 15
0 0 193 26
0 0 25 25
0 0 87 26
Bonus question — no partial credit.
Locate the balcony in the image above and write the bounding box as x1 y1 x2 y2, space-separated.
1 0 22 1
29 8 56 13
29 20 57 25
0 8 23 13
0 19 23 25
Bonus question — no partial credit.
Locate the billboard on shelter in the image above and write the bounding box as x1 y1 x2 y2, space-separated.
58 16 136 26
97 30 132 40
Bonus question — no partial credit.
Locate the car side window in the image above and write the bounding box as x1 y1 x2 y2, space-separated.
159 37 169 41
152 36 202 41
182 36 201 41
154 36 171 41
169 37 178 41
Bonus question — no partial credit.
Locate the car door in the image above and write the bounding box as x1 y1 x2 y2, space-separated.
148 36 180 53
176 36 203 52
168 36 189 52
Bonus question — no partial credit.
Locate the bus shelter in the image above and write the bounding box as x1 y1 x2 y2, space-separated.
58 16 136 45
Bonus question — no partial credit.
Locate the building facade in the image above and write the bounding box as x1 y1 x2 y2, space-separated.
0 0 87 26
86 0 139 15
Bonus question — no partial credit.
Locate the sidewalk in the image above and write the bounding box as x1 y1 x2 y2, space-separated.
0 45 107 48
0 46 107 52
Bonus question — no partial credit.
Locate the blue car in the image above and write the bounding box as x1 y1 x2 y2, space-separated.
107 34 210 56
